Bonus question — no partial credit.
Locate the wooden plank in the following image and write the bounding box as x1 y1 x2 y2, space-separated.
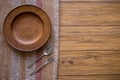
60 26 120 50
60 40 120 51
58 75 120 80
60 26 120 33
59 51 120 75
0 37 10 80
60 2 120 26
60 33 120 42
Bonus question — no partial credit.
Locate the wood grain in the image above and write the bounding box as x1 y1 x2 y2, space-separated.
59 0 120 80
60 41 120 51
0 0 120 80
59 51 120 75
58 75 120 80
60 26 120 33
60 1 120 26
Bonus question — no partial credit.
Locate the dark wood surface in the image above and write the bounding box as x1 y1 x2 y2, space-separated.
59 0 120 80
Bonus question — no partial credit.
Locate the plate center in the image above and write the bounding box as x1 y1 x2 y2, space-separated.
12 12 43 45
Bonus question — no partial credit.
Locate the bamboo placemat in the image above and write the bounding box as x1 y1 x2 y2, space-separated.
0 0 59 80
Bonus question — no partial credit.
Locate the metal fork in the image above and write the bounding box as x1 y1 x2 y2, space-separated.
30 57 54 76
28 46 53 68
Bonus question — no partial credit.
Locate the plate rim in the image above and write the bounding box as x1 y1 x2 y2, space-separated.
3 5 52 52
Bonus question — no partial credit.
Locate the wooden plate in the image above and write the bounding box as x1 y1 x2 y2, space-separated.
3 5 51 52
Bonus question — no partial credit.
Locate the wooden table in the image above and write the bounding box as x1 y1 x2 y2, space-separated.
0 0 120 80
58 0 120 80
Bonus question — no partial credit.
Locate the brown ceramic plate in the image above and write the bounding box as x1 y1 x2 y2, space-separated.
3 5 51 52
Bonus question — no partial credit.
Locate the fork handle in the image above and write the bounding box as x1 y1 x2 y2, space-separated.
30 62 47 76
30 57 54 76
28 54 44 68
